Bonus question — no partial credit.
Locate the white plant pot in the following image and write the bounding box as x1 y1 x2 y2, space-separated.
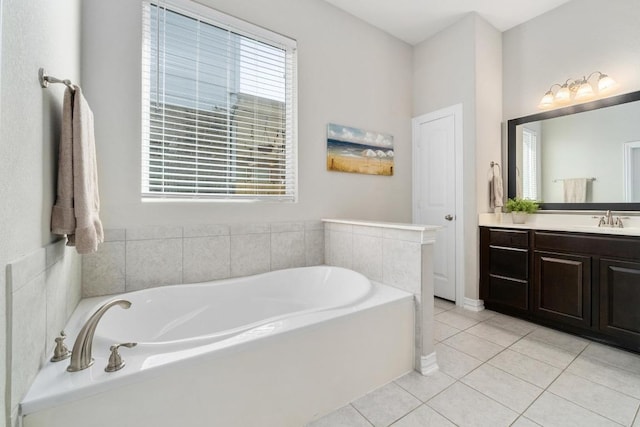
511 212 527 224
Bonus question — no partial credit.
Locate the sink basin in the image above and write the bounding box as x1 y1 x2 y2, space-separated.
569 225 640 235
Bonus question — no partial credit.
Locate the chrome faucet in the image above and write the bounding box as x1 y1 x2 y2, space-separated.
605 210 614 226
67 299 131 372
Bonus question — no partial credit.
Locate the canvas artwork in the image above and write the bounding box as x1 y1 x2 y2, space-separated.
327 123 394 176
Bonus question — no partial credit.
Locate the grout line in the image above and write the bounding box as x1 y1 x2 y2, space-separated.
632 405 639 427
349 403 374 426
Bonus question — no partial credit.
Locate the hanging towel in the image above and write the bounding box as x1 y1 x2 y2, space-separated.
489 168 504 209
51 85 103 254
563 178 587 203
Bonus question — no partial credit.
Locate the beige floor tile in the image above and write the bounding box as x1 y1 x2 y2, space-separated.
433 306 446 315
434 298 455 310
634 410 640 427
526 326 589 355
511 416 541 427
433 320 460 342
548 372 640 426
582 342 640 374
451 307 498 322
435 310 479 330
394 370 455 402
566 355 640 399
488 349 562 388
352 382 421 427
307 405 372 427
391 405 455 427
443 332 504 361
524 392 620 427
461 364 543 413
510 337 577 369
486 314 538 336
465 322 522 347
428 382 518 427
435 343 483 379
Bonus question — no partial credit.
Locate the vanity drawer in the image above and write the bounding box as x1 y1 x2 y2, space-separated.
489 246 529 280
490 229 529 248
534 231 640 261
488 275 528 310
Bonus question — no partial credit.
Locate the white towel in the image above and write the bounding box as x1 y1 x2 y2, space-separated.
51 85 103 254
489 172 504 209
563 178 587 203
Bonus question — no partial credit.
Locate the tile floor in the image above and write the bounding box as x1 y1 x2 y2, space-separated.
308 298 640 427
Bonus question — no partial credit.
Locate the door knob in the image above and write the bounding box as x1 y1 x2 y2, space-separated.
444 214 453 221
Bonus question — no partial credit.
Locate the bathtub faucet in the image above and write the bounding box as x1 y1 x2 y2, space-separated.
67 299 132 372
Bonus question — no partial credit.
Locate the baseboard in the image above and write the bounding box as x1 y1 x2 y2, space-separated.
464 298 485 312
419 351 439 375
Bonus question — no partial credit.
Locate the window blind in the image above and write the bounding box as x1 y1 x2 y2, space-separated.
141 0 297 200
522 128 538 200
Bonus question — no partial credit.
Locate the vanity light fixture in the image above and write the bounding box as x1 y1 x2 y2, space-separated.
538 71 616 108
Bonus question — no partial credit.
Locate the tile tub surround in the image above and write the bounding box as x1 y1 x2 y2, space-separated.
6 240 81 422
323 219 440 374
310 300 640 427
81 221 325 297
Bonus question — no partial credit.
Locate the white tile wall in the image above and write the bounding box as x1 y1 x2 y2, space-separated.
323 220 437 372
230 233 271 277
6 239 81 414
126 238 183 291
183 236 230 283
82 221 326 297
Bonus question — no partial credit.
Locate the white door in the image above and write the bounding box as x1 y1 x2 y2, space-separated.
413 108 459 301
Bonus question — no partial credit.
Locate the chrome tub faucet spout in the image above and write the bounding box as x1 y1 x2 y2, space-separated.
67 299 132 372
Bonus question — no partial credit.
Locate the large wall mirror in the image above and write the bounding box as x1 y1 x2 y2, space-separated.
507 90 640 210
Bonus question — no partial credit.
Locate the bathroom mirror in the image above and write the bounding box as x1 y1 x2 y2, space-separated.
507 90 640 210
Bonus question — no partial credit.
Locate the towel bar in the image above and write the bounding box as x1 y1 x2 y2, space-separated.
553 177 596 182
39 68 75 91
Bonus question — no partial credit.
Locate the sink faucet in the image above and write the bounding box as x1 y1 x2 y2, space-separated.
605 210 614 226
67 299 131 372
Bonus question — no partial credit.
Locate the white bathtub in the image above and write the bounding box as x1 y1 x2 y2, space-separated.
22 266 414 427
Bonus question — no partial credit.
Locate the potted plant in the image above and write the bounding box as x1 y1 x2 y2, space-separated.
505 198 539 224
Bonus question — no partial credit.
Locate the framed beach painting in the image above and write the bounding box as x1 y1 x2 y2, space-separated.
327 123 394 176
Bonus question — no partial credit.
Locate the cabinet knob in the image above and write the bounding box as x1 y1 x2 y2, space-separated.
444 214 454 221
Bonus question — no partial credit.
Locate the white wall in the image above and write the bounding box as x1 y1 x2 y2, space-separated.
0 0 82 424
413 14 502 301
503 0 640 121
82 0 414 228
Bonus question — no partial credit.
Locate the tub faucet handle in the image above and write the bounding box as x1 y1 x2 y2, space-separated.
51 331 72 362
105 342 137 373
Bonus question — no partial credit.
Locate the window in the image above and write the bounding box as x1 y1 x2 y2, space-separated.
141 0 297 200
522 128 538 200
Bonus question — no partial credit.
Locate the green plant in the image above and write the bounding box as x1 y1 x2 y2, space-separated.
505 198 539 214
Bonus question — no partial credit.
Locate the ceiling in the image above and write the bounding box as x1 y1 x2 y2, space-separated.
322 0 573 45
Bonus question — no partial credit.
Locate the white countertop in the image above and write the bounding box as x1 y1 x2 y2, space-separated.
479 213 640 237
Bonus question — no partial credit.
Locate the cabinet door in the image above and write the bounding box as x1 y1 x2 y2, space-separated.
534 251 591 328
600 259 640 351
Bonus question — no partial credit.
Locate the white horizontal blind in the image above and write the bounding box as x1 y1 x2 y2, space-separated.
141 0 297 200
522 128 538 200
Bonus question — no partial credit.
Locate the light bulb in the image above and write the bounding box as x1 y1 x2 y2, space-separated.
538 91 555 108
598 74 616 92
555 84 571 103
575 79 594 100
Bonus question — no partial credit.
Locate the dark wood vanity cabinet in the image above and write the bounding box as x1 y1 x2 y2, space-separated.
533 251 591 329
480 227 640 353
599 259 640 348
480 228 530 314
